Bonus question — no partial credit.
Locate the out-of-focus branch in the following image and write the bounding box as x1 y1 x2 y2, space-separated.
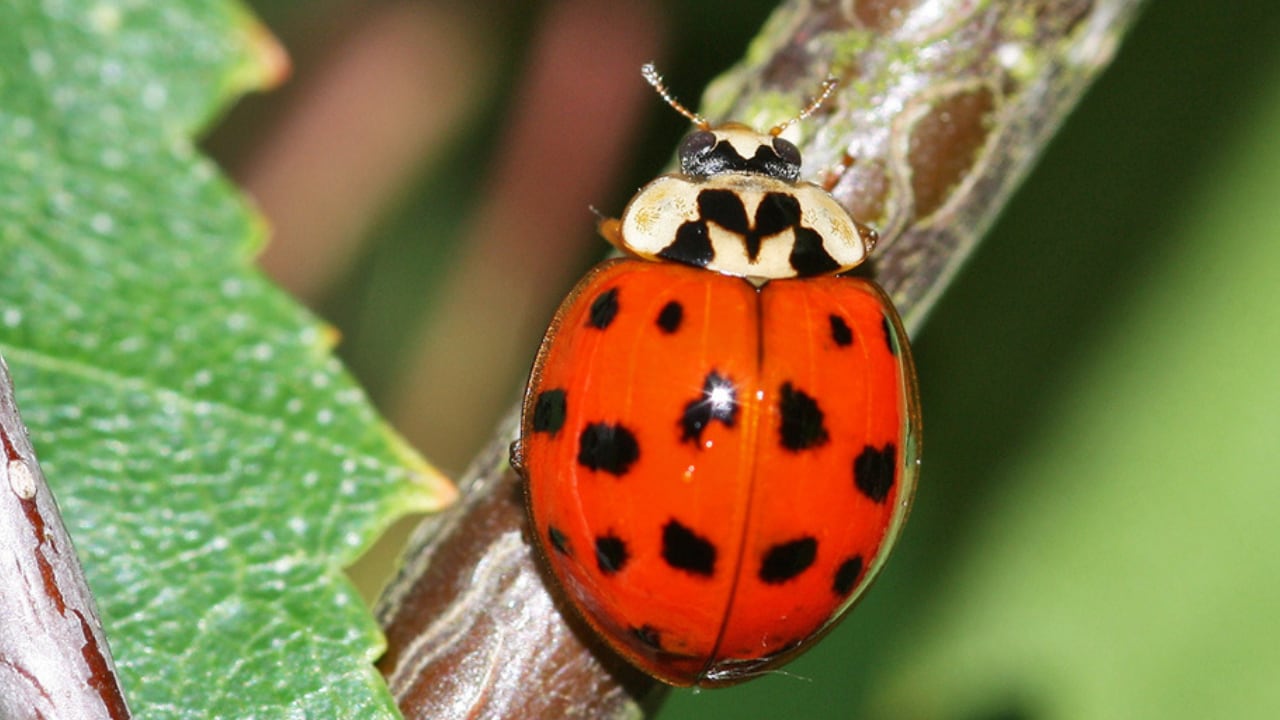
375 1 1145 717
0 355 131 719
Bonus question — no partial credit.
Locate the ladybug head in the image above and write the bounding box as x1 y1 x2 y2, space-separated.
618 64 869 281
677 124 801 182
641 63 837 185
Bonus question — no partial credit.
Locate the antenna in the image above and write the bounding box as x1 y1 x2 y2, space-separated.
769 74 839 136
641 63 709 129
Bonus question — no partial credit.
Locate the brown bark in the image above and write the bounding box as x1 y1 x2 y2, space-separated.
0 356 131 720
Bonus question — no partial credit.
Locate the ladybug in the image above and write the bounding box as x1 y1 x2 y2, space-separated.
512 65 921 687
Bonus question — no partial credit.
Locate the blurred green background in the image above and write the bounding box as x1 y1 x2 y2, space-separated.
208 0 1280 717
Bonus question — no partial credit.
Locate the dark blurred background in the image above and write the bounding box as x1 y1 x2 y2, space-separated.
206 1 1280 717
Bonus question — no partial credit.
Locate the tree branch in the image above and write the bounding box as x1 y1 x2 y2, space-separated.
376 1 1145 717
0 355 131 719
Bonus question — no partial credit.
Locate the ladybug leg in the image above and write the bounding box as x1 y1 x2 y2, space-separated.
818 150 856 193
508 438 526 475
855 221 879 254
597 216 625 250
589 205 630 253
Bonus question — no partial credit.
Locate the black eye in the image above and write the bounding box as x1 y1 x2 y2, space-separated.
772 136 802 168
679 130 716 170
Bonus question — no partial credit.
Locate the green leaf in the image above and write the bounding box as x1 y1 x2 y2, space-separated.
0 2 453 717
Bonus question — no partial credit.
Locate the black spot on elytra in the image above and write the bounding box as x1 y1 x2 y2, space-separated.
778 382 830 451
759 537 818 584
656 300 684 334
854 443 897 503
833 555 864 596
679 371 738 444
882 315 899 356
588 288 620 329
659 221 714 268
789 225 839 276
577 423 640 476
595 534 629 574
632 624 663 650
828 315 853 347
547 525 571 556
531 389 567 434
662 519 716 577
